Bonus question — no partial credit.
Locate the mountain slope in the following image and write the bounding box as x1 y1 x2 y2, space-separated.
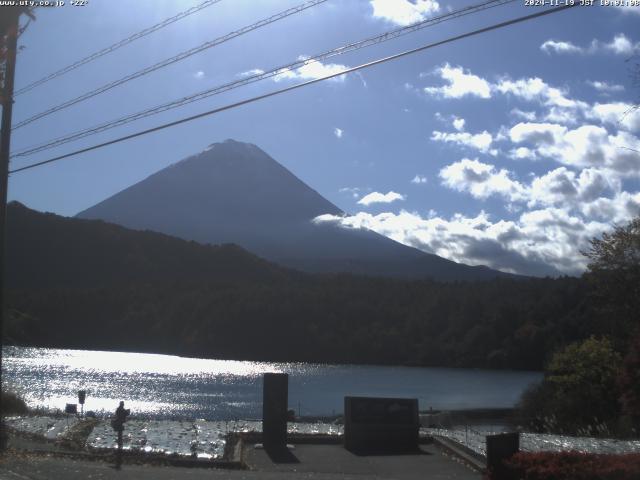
6 201 292 290
77 139 512 281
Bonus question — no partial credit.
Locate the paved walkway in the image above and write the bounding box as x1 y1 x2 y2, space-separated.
0 443 480 480
244 443 480 479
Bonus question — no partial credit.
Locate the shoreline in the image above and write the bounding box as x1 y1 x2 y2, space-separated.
5 412 640 465
7 406 516 426
2 343 545 373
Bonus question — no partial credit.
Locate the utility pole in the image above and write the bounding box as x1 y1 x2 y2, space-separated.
0 7 21 450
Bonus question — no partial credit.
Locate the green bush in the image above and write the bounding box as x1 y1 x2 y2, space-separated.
517 337 622 435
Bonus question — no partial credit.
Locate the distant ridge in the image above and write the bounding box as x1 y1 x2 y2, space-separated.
77 139 514 281
6 201 291 290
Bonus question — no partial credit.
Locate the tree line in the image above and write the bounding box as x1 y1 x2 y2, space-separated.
518 217 640 436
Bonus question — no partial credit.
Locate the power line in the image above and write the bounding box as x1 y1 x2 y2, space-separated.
12 0 515 158
14 0 225 96
12 0 328 130
9 4 578 175
12 0 513 157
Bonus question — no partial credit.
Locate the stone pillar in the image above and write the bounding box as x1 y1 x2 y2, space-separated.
262 373 288 448
486 432 519 476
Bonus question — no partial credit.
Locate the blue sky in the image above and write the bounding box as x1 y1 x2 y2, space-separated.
7 0 640 276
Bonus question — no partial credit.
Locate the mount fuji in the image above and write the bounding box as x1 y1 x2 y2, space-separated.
77 139 512 281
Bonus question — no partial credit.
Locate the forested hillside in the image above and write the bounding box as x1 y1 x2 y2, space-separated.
5 202 599 370
6 201 293 289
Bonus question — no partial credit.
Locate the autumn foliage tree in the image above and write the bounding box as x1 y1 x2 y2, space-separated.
582 216 640 340
583 215 640 427
518 215 640 435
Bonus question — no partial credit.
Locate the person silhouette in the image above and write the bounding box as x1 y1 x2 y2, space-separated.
112 401 130 469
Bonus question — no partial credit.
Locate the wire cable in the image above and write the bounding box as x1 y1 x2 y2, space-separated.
12 0 328 130
11 0 515 158
9 4 578 175
14 0 225 96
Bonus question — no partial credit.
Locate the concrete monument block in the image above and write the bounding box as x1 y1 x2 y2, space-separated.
262 373 288 448
344 396 419 453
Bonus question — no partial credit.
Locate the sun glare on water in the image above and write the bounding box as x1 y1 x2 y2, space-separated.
14 347 283 377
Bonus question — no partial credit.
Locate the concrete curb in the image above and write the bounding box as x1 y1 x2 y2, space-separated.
8 446 245 469
431 435 486 473
238 432 344 445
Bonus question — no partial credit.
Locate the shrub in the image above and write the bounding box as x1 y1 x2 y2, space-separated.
516 380 560 433
486 452 640 480
2 390 29 414
516 337 622 435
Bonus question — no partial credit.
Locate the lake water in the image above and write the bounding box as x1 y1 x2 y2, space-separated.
3 346 542 420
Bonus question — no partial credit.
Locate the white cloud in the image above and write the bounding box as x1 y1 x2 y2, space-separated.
431 130 494 153
587 102 640 133
539 34 639 56
239 68 265 78
339 187 363 199
437 158 634 226
509 147 537 160
316 155 640 276
602 33 638 55
313 208 611 276
581 190 640 223
509 122 567 145
529 167 579 207
535 169 586 209
395 62 640 275
193 71 205 79
510 109 537 121
509 122 640 175
370 0 439 26
424 64 492 99
528 167 620 210
540 40 582 55
496 77 584 111
357 191 406 206
423 68 640 177
434 113 466 131
439 158 526 202
587 80 625 94
334 127 343 139
544 106 581 125
422 66 636 133
452 116 466 131
426 72 586 125
274 57 348 82
411 175 427 184
574 168 622 203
